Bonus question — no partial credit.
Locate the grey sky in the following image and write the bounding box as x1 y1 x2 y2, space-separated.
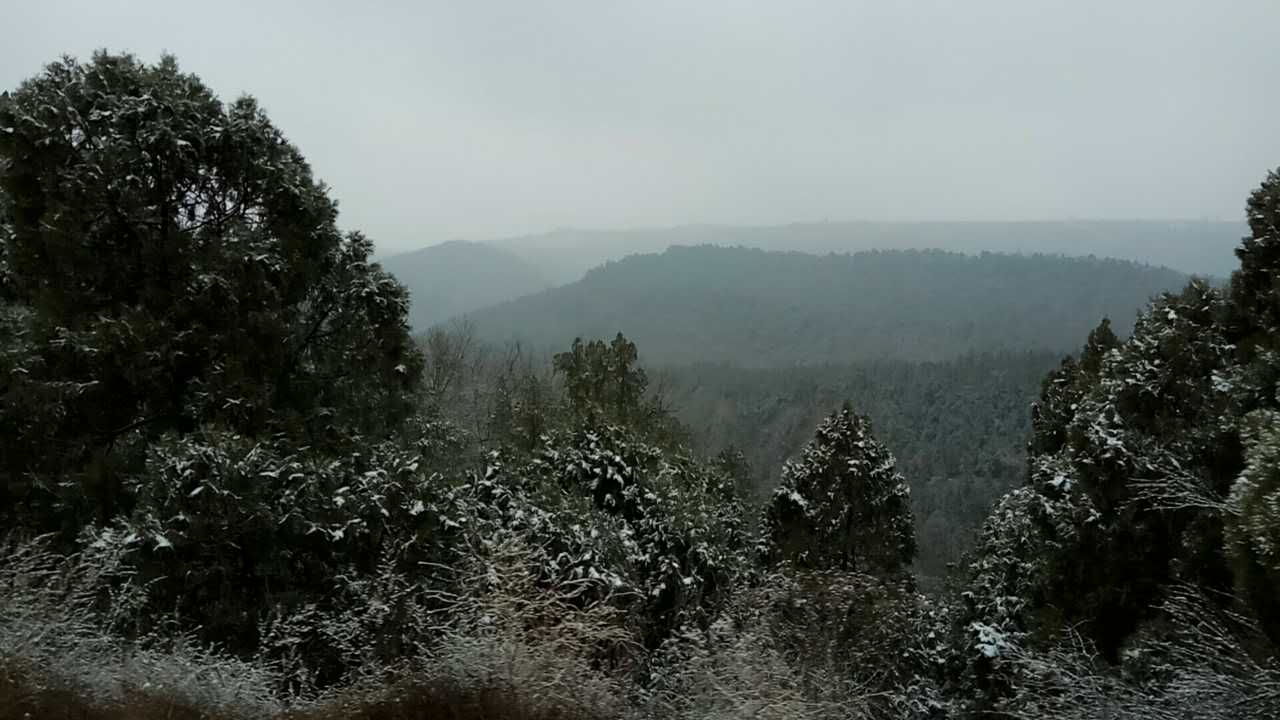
4 1 1278 253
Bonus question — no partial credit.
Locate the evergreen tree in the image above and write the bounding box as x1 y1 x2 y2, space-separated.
0 53 422 526
762 404 916 574
553 332 648 423
1232 168 1280 344
1226 403 1280 641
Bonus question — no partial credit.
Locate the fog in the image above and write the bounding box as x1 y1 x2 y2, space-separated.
4 1 1279 254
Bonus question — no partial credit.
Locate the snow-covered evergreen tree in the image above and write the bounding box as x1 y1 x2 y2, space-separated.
0 53 424 528
762 404 915 575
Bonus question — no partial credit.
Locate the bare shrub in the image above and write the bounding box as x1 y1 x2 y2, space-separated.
998 586 1280 720
0 534 283 719
642 568 944 720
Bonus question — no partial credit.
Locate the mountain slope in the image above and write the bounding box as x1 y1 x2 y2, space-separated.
463 246 1191 365
489 220 1243 284
378 240 549 330
662 351 1060 577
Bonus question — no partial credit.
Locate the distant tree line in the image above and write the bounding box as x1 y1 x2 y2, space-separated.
462 243 1191 365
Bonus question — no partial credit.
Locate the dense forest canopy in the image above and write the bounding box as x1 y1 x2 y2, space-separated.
377 222 1239 327
3 51 1280 720
461 245 1190 365
663 352 1059 578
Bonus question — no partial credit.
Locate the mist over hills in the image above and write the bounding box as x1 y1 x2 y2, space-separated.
381 221 1238 329
461 245 1190 365
378 240 550 329
487 220 1243 285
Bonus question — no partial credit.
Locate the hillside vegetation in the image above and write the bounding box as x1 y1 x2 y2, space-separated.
466 246 1190 364
663 351 1060 577
487 220 1243 284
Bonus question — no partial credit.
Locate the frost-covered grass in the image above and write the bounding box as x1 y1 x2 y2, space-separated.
0 530 629 712
0 535 637 719
13 530 1276 720
0 535 284 719
1 534 943 720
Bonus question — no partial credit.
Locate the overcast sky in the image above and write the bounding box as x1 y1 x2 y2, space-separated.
4 1 1278 253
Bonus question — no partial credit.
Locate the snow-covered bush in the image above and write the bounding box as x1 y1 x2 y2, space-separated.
0 535 284 718
645 567 951 720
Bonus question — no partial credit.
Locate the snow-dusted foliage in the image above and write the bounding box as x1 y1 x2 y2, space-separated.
0 52 423 532
996 587 1280 720
645 567 950 720
500 423 751 644
0 536 284 718
9 46 1280 720
1226 404 1280 634
56 408 750 690
961 457 1088 643
954 455 1095 707
761 405 915 575
100 431 440 685
319 537 641 719
961 284 1248 662
954 178 1280 710
1233 167 1280 337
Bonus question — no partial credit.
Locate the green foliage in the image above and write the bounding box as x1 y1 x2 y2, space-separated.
962 283 1244 666
553 333 647 422
958 167 1280 692
761 405 916 575
0 53 422 530
467 245 1190 365
1226 405 1280 638
515 423 750 646
665 352 1056 577
1232 168 1280 345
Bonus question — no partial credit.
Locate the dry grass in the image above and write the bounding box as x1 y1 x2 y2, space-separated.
0 535 631 720
0 536 934 720
0 661 228 720
0 665 616 720
0 664 620 720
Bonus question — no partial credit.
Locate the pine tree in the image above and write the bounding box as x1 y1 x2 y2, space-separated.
553 333 648 423
1232 168 1280 342
762 404 916 574
0 53 423 526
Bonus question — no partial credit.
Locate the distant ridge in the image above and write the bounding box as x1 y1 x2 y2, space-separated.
378 240 550 330
481 220 1243 284
461 245 1192 366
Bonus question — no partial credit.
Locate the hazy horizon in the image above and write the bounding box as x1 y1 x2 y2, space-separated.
400 217 1248 248
5 1 1279 254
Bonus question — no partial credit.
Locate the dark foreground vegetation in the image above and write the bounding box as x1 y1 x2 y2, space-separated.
3 53 1280 719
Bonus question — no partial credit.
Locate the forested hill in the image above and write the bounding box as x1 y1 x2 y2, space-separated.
488 220 1243 284
463 246 1191 365
378 240 550 329
662 351 1061 578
